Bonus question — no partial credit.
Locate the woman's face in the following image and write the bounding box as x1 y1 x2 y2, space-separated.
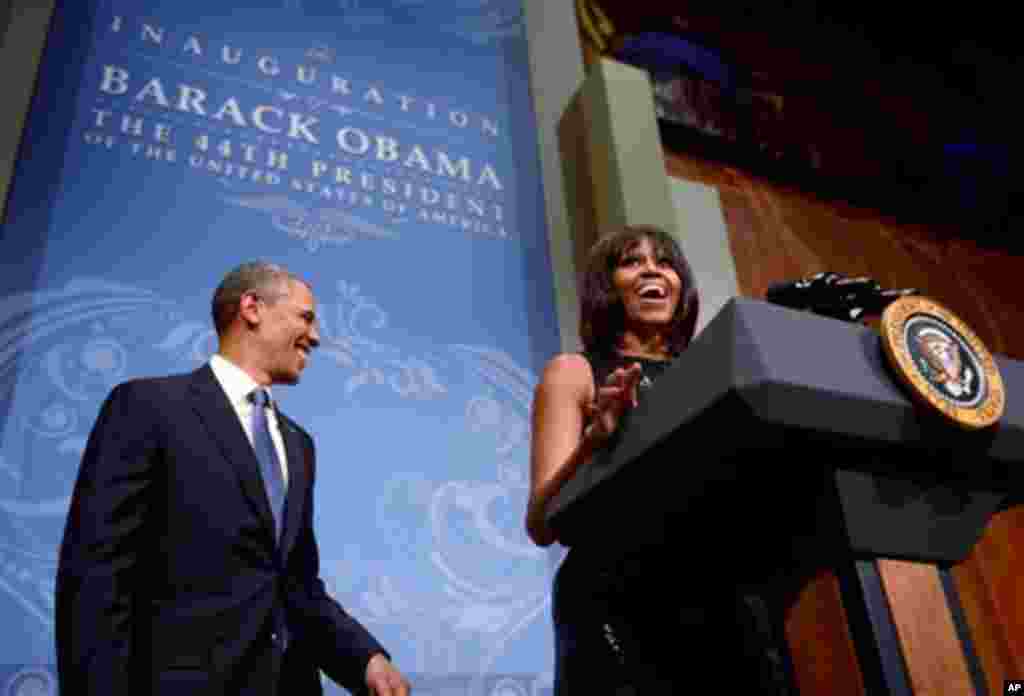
612 236 682 328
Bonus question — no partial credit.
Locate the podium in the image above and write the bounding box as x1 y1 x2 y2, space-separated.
548 297 1024 695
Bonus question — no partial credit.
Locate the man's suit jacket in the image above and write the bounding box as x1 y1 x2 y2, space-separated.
55 365 385 696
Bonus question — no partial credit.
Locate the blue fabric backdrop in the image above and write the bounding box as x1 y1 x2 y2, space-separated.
0 1 561 693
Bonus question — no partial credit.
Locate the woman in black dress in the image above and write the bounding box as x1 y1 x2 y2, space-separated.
526 225 781 694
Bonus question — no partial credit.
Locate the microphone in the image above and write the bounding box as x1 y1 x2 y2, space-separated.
765 272 917 322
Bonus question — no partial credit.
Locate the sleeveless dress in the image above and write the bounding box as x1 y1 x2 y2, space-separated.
550 350 789 695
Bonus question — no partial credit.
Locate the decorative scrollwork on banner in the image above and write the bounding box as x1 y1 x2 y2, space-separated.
220 192 402 252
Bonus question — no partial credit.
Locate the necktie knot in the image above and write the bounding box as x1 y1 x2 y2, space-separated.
250 388 271 409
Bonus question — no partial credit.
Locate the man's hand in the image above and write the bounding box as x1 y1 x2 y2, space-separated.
365 653 410 696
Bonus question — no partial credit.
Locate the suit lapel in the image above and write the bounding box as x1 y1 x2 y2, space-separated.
188 365 277 545
276 410 309 561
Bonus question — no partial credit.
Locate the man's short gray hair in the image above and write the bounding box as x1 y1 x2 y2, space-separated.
211 261 305 335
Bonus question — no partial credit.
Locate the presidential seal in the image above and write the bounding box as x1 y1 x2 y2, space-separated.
880 296 1005 429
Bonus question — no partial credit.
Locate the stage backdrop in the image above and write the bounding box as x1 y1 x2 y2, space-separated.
0 1 561 694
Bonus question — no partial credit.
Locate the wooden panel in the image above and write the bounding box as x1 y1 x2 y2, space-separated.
666 148 1024 360
953 508 1024 694
783 569 867 696
877 559 974 695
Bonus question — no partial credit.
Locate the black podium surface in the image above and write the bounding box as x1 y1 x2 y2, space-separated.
548 297 1024 563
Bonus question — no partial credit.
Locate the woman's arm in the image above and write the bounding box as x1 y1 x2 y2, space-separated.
526 354 594 547
526 355 644 546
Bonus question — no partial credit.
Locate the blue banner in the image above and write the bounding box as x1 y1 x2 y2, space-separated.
0 1 560 693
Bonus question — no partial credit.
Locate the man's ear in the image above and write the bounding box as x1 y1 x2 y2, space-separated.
238 292 262 328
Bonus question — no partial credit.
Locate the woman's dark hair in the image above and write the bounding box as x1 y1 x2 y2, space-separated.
579 224 699 355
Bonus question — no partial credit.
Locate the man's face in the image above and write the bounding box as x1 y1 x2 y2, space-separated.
257 279 320 385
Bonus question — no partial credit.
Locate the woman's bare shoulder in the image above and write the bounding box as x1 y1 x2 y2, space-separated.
540 353 592 384
535 353 594 405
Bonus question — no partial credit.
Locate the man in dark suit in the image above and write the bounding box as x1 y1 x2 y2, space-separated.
55 262 409 696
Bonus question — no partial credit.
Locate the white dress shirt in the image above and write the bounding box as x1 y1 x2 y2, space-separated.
209 354 289 485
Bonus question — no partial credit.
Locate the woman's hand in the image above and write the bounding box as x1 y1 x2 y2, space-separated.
584 362 643 444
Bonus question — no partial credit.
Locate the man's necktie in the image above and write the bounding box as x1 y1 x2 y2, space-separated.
249 388 286 540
